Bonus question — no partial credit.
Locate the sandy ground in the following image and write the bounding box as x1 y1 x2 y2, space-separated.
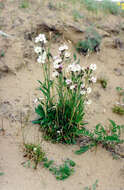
0 0 124 190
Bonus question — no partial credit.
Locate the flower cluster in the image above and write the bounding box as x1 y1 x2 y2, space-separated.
33 33 97 143
34 34 47 64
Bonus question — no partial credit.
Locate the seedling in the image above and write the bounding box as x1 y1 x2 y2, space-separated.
98 78 107 89
84 180 98 190
112 87 124 115
20 1 29 8
0 50 5 57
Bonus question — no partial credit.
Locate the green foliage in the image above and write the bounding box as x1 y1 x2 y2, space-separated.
113 86 124 115
84 180 98 190
0 172 4 176
102 0 121 15
24 143 76 180
0 50 5 57
72 9 84 21
49 159 76 180
75 120 124 155
112 105 124 115
82 0 99 13
99 78 107 89
24 144 45 169
76 27 101 55
80 0 122 15
20 1 29 8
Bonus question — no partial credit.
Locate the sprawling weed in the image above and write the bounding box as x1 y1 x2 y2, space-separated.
75 120 124 155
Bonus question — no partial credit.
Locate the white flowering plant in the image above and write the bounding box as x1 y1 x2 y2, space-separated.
33 34 97 144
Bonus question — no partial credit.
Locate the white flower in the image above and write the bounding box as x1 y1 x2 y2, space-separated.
53 58 62 65
52 71 59 78
65 52 71 58
90 64 97 71
90 76 97 83
81 83 85 89
33 147 37 152
37 51 47 64
59 44 68 51
80 90 86 95
34 98 38 104
66 79 72 85
86 99 92 105
67 63 81 73
70 85 75 90
38 34 47 43
35 36 40 43
35 34 47 44
34 46 42 54
87 87 92 94
53 55 60 60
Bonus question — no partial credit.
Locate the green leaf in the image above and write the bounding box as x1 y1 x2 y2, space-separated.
75 143 95 155
35 105 45 118
116 86 123 91
0 172 4 176
32 119 41 124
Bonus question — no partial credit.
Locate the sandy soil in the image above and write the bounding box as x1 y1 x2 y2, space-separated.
0 0 124 190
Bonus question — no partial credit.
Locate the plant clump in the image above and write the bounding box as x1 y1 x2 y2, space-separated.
33 33 97 144
76 27 102 55
23 144 76 180
75 120 124 155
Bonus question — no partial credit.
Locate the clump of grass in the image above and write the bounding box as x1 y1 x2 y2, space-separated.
75 120 124 155
80 0 122 15
112 105 124 115
102 0 121 15
81 0 99 13
20 0 29 8
76 27 101 55
72 9 84 21
84 180 98 190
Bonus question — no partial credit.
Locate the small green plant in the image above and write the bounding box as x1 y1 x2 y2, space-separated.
0 172 4 176
84 180 98 190
112 105 124 115
72 9 84 21
112 87 124 115
0 50 5 57
98 78 107 89
20 0 29 8
33 34 97 144
82 0 99 13
48 159 76 180
75 120 124 155
76 27 101 55
23 144 45 169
